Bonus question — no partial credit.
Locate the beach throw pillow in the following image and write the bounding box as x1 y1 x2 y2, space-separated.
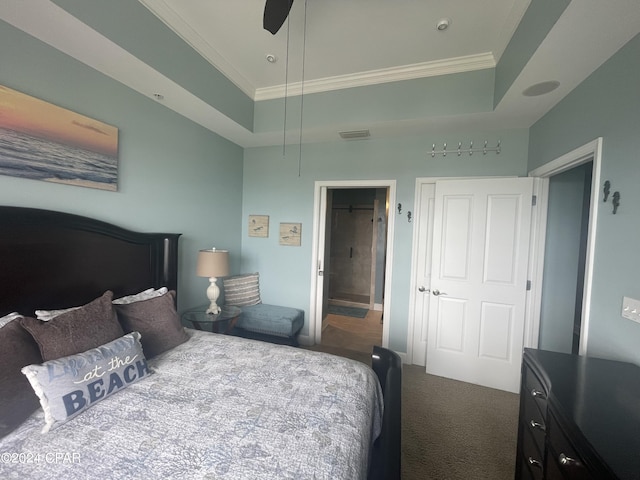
21 332 151 433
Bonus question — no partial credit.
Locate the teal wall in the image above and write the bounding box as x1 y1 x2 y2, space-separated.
0 21 245 312
255 69 495 134
529 33 640 363
242 129 529 351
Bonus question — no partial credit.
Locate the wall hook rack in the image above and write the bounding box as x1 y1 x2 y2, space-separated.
431 140 501 157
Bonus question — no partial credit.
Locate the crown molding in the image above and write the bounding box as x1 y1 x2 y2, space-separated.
139 0 257 98
139 1 496 102
254 53 496 101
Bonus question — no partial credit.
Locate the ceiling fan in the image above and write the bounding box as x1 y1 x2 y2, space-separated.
263 0 294 34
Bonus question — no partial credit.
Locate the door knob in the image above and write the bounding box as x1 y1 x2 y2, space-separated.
418 287 430 293
432 289 447 296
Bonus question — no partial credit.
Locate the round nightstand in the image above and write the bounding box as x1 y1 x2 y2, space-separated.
182 305 242 334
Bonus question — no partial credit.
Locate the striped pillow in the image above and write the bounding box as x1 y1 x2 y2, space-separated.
223 273 261 307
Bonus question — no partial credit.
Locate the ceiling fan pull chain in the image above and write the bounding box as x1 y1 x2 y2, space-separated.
298 0 308 177
282 11 291 157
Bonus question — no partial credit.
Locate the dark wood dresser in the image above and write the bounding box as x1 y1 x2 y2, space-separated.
515 348 640 480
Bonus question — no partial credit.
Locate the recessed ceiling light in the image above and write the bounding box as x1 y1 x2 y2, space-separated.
266 54 277 63
436 18 451 31
522 81 560 97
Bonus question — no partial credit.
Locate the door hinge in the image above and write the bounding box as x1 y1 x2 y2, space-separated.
532 195 537 206
526 280 532 291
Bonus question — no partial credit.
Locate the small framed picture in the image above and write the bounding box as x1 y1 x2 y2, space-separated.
248 215 269 237
279 222 301 246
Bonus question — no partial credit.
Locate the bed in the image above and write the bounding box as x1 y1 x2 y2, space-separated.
0 206 401 480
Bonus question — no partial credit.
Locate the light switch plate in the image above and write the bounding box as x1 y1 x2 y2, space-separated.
621 296 640 324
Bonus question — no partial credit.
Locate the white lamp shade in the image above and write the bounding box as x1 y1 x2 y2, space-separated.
196 249 230 278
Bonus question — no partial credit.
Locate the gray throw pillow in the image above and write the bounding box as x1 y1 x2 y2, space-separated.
114 290 188 358
20 291 125 361
0 318 43 438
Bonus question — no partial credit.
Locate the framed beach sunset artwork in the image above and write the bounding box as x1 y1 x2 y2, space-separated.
0 84 118 191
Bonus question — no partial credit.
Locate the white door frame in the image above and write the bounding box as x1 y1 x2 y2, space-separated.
309 180 396 347
407 136 602 364
527 138 603 355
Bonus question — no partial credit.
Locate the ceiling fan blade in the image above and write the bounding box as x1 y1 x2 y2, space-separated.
263 0 294 35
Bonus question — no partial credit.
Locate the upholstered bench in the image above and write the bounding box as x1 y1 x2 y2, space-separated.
233 304 304 346
222 273 304 346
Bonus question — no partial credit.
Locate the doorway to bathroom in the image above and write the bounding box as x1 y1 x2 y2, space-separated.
322 187 386 352
328 188 386 309
309 180 396 352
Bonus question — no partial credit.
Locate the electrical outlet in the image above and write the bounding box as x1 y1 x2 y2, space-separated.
621 296 640 324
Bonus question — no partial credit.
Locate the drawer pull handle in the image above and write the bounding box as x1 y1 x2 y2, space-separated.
559 453 583 468
531 389 546 399
529 420 546 432
527 457 543 469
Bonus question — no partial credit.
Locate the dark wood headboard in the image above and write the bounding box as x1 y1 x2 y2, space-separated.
0 207 180 317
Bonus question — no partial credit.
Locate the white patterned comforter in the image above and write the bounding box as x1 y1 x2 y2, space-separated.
0 330 383 479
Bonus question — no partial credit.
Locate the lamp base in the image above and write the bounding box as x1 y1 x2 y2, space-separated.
205 277 222 315
206 305 221 315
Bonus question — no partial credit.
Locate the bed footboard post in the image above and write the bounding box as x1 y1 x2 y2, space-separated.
370 345 402 480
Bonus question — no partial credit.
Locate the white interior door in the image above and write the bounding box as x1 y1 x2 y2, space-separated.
426 177 533 393
411 183 436 366
313 186 328 343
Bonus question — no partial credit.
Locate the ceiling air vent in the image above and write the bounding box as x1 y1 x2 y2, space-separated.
339 129 370 140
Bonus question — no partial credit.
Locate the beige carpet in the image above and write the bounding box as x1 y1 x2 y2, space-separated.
401 364 519 480
305 343 520 480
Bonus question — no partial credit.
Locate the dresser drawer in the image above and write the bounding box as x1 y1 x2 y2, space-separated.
518 454 544 480
522 387 547 455
520 426 544 480
523 364 548 415
546 411 593 480
517 349 640 480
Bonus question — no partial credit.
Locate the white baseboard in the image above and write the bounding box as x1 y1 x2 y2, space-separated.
373 303 383 311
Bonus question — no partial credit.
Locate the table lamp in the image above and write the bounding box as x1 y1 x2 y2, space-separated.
196 248 230 314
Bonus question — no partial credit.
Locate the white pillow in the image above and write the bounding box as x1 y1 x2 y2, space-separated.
0 312 22 328
112 287 168 305
36 287 169 321
35 306 81 322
